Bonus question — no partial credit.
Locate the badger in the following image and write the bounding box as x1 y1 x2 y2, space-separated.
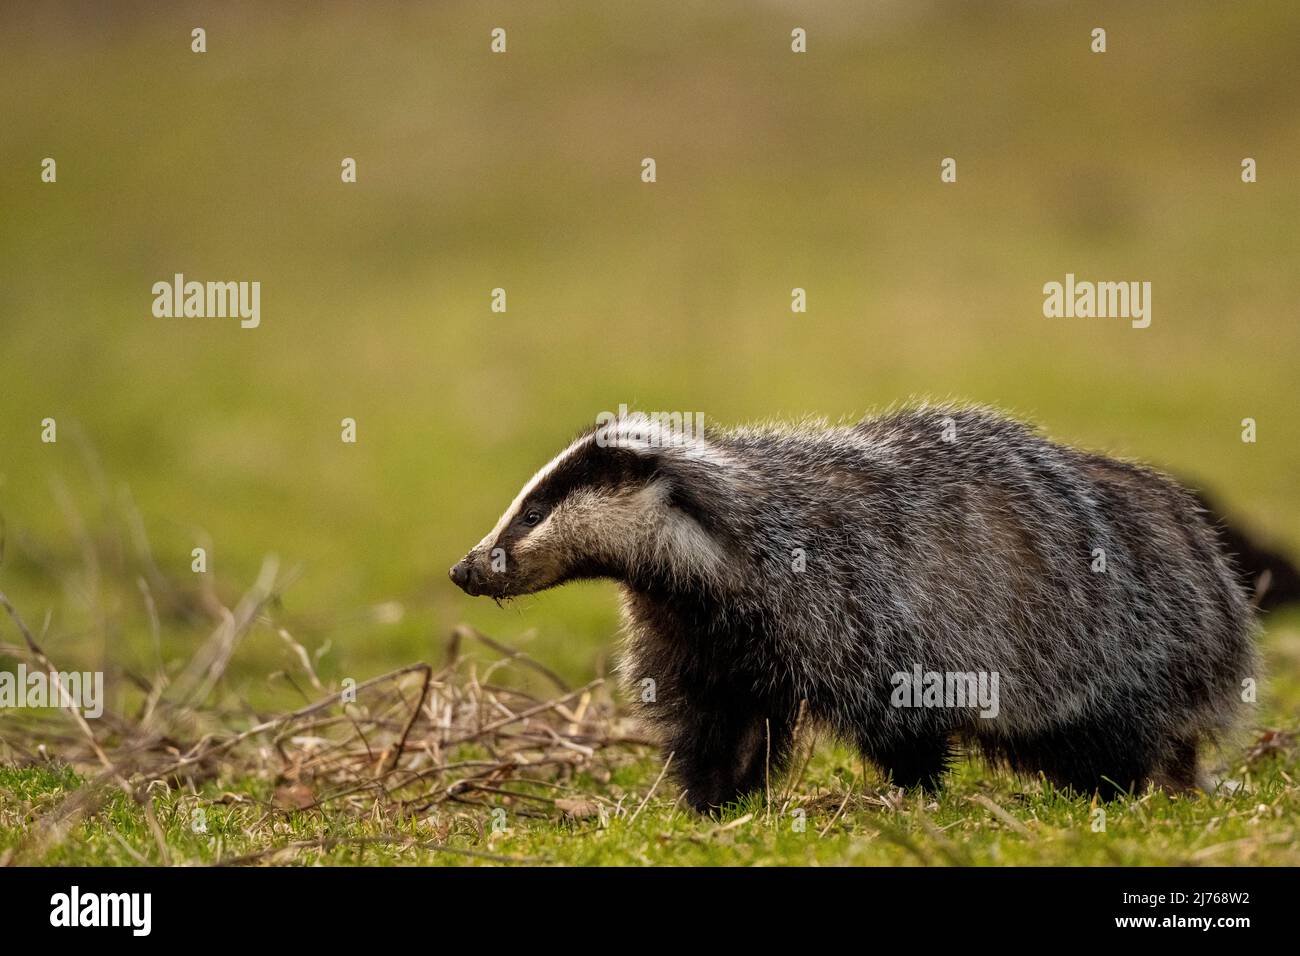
450 406 1258 810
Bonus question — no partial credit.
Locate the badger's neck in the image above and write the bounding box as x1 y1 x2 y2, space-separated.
605 522 744 628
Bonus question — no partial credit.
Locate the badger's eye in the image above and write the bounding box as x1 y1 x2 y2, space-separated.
523 508 544 527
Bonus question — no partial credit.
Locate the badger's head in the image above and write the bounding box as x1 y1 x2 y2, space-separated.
450 415 733 599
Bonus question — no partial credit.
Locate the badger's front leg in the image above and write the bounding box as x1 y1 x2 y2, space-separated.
658 702 795 813
664 708 765 812
620 601 796 811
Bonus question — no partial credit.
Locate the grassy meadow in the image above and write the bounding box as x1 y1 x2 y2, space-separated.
1 0 1298 865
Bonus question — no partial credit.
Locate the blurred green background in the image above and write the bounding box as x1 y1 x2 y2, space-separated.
2 1 1298 692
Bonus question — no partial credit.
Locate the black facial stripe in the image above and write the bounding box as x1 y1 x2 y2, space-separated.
494 442 659 551
546 443 659 502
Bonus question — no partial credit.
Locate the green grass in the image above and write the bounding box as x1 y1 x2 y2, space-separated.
4 734 1298 866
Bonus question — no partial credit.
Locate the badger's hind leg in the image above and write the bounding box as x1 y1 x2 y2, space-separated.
863 734 954 792
977 715 1163 800
1152 736 1202 794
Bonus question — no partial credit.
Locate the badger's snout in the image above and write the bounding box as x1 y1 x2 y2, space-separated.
449 556 487 596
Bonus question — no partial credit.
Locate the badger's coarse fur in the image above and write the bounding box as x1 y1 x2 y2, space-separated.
450 406 1259 810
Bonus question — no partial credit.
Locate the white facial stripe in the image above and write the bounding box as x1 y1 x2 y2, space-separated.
478 432 595 551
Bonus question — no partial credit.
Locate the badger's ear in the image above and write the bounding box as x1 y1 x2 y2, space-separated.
607 422 735 535
593 412 724 464
594 413 695 453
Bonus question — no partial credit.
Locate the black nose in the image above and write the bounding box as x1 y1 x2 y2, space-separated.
450 560 471 589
